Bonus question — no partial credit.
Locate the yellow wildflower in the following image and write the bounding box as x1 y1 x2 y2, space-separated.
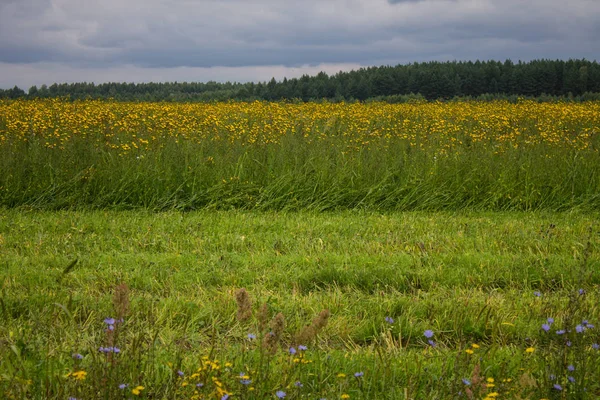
132 386 145 395
71 370 87 381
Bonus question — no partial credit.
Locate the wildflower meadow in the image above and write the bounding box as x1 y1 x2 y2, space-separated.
0 99 599 399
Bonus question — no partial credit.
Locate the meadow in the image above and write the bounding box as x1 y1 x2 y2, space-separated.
0 99 599 399
0 210 599 399
0 99 599 210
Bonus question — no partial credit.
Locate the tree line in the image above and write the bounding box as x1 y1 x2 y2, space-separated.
1 59 599 102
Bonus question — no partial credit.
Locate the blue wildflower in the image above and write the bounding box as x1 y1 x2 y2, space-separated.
385 316 394 324
72 353 83 360
177 370 184 377
298 345 308 351
462 378 471 386
553 384 563 391
533 291 541 297
556 330 566 335
424 330 434 338
354 372 364 378
276 390 286 398
576 324 585 333
568 376 576 383
542 324 550 332
119 384 128 389
567 365 575 371
547 318 554 324
247 333 256 340
294 381 303 387
289 347 297 355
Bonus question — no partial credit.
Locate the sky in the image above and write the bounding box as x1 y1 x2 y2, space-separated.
1 0 599 89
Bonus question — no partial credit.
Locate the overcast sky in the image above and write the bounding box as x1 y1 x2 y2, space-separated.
1 0 599 89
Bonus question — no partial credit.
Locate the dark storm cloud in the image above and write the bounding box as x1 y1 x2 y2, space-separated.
0 0 599 87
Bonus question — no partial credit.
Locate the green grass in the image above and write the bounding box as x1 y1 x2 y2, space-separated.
1 209 599 398
2 100 600 212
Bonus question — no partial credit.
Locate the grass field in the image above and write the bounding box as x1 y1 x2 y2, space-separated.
1 99 599 211
1 210 599 399
1 99 599 398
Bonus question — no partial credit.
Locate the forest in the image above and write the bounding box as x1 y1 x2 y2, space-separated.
1 58 599 102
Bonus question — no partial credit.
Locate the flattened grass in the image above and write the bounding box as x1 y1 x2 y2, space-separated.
1 210 599 398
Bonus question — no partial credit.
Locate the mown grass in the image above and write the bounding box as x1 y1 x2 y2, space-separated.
1 210 598 398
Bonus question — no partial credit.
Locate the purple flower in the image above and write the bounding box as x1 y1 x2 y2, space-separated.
567 365 575 371
566 341 572 347
298 345 308 351
240 379 252 385
106 324 115 331
556 330 566 335
428 340 436 347
424 330 434 338
568 376 576 383
547 318 554 324
578 288 585 295
289 347 297 355
72 353 83 360
99 346 119 354
104 318 116 325
385 316 394 324
542 324 550 332
533 291 541 297
276 390 287 398
354 372 364 378
294 381 303 387
119 384 128 389
462 378 471 386
553 384 563 391
221 395 230 400
68 397 78 400
196 383 204 388
247 333 256 340
177 370 184 377
576 324 585 333
592 343 599 350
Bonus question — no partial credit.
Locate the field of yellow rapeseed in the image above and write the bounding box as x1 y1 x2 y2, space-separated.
0 99 598 155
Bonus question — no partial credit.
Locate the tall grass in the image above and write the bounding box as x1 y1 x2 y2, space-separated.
0 99 599 210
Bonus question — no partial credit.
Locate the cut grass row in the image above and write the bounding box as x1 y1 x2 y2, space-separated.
1 210 599 398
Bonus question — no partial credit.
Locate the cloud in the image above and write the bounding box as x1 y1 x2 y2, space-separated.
0 0 598 88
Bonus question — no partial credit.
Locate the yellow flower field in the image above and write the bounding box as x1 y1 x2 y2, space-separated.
0 99 599 210
1 99 598 154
